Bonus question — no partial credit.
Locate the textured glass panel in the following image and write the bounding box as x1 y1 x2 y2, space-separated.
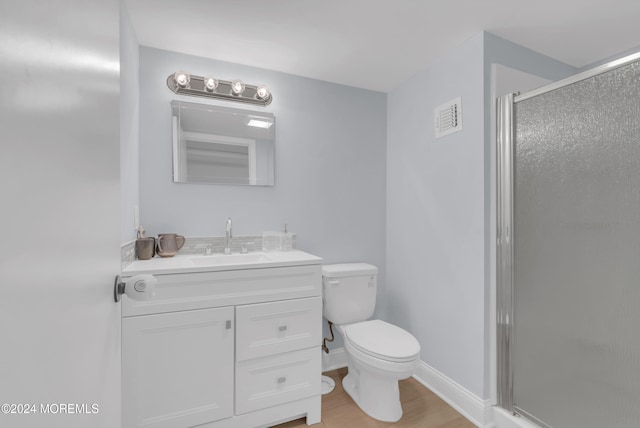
513 61 640 428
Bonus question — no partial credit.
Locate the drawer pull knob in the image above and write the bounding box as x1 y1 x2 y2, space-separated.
278 325 287 332
277 377 286 384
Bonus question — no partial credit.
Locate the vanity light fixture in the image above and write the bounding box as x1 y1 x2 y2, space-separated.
167 71 272 106
230 79 246 95
173 70 190 88
255 85 270 100
203 76 218 92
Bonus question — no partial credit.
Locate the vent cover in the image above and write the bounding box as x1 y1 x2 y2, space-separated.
434 97 462 138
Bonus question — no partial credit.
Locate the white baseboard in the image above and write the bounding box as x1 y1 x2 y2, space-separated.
321 346 348 372
322 349 495 427
413 360 493 428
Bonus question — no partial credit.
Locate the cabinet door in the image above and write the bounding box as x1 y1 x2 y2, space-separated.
123 307 234 428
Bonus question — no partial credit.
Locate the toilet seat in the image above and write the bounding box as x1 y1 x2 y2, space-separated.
342 320 420 363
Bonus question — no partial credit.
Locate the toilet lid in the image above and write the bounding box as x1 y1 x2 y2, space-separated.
344 320 420 362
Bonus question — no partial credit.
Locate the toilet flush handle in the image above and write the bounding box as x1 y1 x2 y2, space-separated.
327 280 339 287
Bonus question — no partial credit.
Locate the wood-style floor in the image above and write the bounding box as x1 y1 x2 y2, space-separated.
273 367 475 428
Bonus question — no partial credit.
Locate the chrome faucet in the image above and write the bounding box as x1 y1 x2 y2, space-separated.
224 217 233 255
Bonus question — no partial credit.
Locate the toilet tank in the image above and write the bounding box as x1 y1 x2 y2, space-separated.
322 263 377 325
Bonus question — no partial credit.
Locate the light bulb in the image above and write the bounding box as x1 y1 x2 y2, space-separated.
230 80 245 95
204 76 218 92
255 85 271 100
174 70 190 88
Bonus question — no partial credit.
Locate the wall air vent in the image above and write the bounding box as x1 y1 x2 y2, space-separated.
434 97 462 138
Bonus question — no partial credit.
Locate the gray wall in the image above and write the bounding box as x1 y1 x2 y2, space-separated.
386 31 577 399
120 1 140 243
387 32 487 397
138 47 388 331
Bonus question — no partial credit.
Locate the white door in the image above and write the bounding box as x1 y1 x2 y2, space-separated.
0 1 121 427
122 307 235 428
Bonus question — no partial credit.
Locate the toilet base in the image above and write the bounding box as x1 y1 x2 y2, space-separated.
341 366 403 422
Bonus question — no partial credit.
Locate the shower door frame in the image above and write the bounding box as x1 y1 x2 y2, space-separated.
495 50 640 423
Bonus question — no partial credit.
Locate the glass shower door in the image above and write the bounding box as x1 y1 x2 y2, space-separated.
498 58 640 427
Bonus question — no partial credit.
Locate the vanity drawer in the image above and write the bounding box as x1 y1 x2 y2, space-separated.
235 297 322 361
235 347 320 415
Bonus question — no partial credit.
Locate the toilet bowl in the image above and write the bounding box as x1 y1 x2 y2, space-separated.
336 320 420 422
322 262 420 423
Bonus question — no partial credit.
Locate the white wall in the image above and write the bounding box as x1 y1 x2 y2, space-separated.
120 0 140 243
137 47 388 340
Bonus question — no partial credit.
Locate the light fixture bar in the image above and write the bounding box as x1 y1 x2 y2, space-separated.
166 73 272 106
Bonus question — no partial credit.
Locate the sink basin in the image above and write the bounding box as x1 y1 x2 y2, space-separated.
189 253 272 266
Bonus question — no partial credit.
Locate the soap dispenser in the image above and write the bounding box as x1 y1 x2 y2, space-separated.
281 224 293 251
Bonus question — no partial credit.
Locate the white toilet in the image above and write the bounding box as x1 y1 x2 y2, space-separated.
322 263 421 422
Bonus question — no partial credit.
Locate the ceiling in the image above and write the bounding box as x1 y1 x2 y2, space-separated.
125 0 640 92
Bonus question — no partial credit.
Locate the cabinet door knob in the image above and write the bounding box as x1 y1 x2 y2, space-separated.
278 325 287 332
226 320 232 330
277 377 286 384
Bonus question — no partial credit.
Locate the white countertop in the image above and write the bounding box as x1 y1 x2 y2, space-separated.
122 250 323 276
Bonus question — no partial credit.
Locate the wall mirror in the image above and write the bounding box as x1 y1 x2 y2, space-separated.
171 100 275 185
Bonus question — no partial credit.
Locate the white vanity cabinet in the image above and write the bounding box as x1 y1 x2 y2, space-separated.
121 255 322 428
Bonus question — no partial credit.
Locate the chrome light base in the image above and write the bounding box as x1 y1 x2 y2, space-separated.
167 74 272 106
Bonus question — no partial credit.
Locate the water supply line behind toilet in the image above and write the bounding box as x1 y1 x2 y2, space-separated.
322 320 335 354
321 320 336 395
